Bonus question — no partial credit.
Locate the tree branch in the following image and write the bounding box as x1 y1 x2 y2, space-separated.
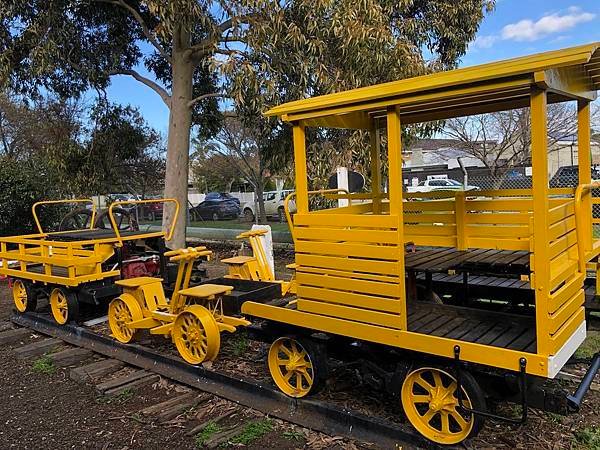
187 92 226 108
94 0 171 64
110 69 171 107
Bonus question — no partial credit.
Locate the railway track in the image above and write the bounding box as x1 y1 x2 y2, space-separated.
8 312 436 450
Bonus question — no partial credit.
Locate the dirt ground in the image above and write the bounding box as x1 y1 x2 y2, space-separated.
1 249 600 449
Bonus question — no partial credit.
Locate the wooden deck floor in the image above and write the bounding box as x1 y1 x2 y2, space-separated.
408 302 537 353
405 247 530 276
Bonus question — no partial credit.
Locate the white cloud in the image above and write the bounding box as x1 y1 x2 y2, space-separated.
501 8 596 41
470 35 499 49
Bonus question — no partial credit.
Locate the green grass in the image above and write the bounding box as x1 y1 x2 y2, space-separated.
282 430 305 441
573 426 600 450
195 421 222 448
139 219 290 233
230 333 249 357
575 330 600 359
114 387 135 403
230 419 273 445
32 355 55 375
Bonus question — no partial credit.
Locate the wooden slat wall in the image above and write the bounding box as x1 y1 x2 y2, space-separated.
294 213 404 329
544 199 585 352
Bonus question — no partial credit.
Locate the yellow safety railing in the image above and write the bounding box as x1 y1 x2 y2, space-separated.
32 199 96 235
574 182 600 273
109 198 179 245
283 189 350 242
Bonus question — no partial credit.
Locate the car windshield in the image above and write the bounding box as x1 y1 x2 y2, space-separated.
446 179 462 186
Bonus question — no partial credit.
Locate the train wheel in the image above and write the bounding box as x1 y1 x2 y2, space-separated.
268 336 326 398
172 305 220 365
401 366 486 445
49 287 79 325
108 295 142 343
12 280 38 313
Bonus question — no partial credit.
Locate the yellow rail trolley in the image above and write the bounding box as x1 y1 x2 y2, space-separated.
240 43 600 445
1 198 182 325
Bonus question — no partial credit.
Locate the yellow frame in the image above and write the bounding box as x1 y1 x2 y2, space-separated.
243 43 600 378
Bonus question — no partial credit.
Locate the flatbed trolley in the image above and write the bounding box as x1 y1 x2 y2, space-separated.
240 43 600 445
1 198 181 324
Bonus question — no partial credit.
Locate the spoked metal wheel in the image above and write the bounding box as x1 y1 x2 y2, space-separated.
95 207 139 231
49 287 79 325
58 208 94 231
401 366 486 445
12 279 37 313
268 336 326 398
172 305 220 365
108 295 142 343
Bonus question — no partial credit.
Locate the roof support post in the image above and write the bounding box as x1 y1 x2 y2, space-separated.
577 100 592 253
292 122 309 214
369 119 382 214
386 106 407 330
530 88 551 358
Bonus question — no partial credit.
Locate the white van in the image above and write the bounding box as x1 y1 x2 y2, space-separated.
242 190 296 222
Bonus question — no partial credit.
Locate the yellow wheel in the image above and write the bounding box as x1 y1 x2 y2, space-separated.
108 295 143 343
173 305 220 365
401 367 485 445
268 336 326 398
12 280 37 313
49 287 79 325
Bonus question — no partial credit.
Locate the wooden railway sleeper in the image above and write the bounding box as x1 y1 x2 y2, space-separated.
453 345 528 424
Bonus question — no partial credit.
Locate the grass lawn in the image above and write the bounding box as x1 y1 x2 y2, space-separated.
139 219 291 233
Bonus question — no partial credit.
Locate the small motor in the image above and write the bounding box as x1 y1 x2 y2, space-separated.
121 255 160 279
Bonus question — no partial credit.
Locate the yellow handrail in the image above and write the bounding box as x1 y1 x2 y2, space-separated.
32 199 96 235
574 182 600 273
109 198 179 245
283 188 350 243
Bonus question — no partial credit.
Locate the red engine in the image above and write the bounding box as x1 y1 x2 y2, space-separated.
121 255 160 279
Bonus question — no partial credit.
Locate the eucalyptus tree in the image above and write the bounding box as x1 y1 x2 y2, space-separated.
1 0 493 247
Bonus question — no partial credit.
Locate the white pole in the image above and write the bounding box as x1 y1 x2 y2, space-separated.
336 166 349 207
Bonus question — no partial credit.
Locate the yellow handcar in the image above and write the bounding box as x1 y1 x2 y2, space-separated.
240 43 600 445
108 246 250 365
1 198 179 325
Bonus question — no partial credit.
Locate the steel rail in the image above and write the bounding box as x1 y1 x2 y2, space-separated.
11 312 437 450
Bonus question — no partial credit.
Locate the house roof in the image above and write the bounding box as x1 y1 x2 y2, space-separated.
265 43 600 129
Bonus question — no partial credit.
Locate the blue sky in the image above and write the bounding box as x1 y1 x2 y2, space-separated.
103 1 600 133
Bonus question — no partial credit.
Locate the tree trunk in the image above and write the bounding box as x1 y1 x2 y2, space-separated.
163 34 193 249
256 179 266 224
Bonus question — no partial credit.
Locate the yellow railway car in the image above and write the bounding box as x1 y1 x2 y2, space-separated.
1 199 184 325
241 43 600 445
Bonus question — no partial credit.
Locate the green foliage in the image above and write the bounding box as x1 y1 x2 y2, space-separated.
32 355 55 375
573 426 600 450
231 419 273 445
195 422 222 448
0 156 65 236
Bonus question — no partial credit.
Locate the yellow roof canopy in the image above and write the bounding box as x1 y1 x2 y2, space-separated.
266 43 600 129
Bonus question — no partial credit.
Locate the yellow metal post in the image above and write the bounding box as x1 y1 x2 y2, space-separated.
370 120 382 214
292 123 309 214
578 99 592 252
386 106 407 330
530 88 551 357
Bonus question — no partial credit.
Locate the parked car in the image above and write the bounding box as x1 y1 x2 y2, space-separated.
205 192 241 206
549 165 600 188
406 178 479 194
139 196 163 221
190 196 241 221
242 190 297 222
106 193 140 212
